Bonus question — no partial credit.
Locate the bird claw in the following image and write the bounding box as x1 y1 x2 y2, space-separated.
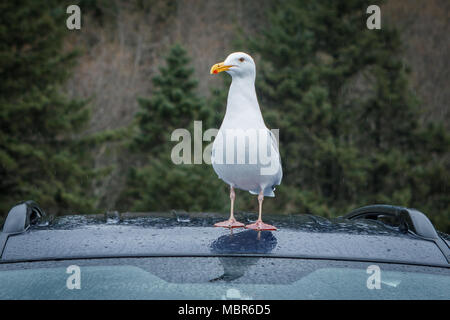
214 219 245 229
245 220 277 231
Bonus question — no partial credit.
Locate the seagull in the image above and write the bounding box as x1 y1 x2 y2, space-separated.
210 52 282 231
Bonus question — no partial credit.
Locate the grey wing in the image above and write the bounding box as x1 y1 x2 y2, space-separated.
269 129 283 186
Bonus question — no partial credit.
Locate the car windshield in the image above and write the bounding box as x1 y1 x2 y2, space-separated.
0 257 448 300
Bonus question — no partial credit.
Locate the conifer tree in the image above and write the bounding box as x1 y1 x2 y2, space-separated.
250 0 449 229
0 0 104 215
132 44 203 152
121 44 228 212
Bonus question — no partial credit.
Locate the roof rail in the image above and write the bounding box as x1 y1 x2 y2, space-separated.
344 204 450 263
0 201 45 258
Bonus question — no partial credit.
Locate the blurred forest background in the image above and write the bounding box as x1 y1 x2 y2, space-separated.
1 0 449 232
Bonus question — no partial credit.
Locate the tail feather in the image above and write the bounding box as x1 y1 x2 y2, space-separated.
249 188 276 197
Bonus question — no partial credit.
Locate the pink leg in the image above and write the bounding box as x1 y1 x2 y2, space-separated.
214 187 245 229
245 190 277 231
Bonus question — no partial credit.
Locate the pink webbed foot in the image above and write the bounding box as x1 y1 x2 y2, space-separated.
214 218 245 229
245 220 277 231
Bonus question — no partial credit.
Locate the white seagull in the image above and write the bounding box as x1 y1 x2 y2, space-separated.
210 52 282 231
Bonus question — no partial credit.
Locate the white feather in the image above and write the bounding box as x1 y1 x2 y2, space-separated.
211 52 282 197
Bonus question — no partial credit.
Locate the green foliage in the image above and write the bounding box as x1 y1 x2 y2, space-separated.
131 44 203 152
120 44 229 212
207 78 230 129
249 0 449 231
0 0 106 215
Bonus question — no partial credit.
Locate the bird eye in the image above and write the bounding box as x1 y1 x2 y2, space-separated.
239 57 245 62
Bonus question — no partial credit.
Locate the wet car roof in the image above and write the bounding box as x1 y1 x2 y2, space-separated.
1 212 449 267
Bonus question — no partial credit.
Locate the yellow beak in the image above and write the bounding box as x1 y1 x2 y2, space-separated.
210 62 232 74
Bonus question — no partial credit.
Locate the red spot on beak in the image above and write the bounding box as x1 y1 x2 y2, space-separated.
213 70 218 74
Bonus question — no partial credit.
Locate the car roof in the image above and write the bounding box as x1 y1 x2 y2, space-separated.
1 211 449 267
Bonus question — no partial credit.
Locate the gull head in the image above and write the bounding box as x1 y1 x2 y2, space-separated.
210 52 256 81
